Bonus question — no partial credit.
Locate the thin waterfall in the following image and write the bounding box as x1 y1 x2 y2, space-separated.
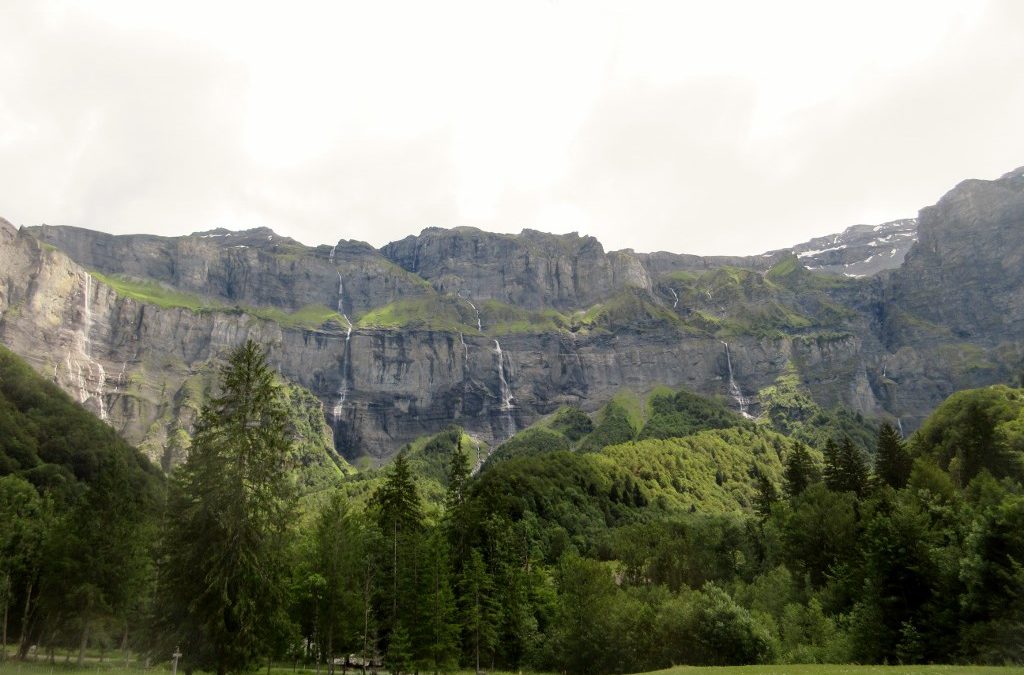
668 287 679 308
332 314 353 419
896 417 904 438
721 341 752 419
460 291 483 332
329 243 337 263
336 273 344 313
459 332 469 369
494 340 515 438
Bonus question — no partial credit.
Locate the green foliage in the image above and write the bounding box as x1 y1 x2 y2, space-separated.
154 340 299 674
90 271 218 311
823 437 871 498
875 422 913 489
579 400 637 452
784 442 819 498
759 370 878 454
485 427 571 467
639 387 747 440
547 406 594 441
911 385 1024 486
356 295 476 332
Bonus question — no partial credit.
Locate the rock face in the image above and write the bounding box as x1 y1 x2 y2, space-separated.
779 219 918 277
3 167 1023 465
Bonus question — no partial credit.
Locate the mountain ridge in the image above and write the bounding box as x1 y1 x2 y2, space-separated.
2 166 1022 464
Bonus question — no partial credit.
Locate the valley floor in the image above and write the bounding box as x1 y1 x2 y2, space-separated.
645 666 1024 675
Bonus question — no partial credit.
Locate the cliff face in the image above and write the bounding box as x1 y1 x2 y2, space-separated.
4 167 1023 465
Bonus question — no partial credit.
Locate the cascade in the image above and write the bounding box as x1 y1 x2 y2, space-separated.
329 242 337 263
459 332 469 368
721 341 752 419
493 340 515 438
460 291 483 332
60 273 108 421
668 287 679 308
336 273 345 313
896 417 904 438
331 314 354 419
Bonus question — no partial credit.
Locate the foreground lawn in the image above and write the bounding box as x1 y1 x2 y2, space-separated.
646 666 1024 675
2 663 1022 675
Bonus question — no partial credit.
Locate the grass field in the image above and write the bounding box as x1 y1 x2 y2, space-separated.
1 662 1022 675
645 667 1024 675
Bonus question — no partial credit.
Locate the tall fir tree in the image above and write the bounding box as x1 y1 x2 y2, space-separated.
784 441 818 499
153 340 298 675
824 437 870 497
459 548 499 675
370 450 423 629
874 423 912 489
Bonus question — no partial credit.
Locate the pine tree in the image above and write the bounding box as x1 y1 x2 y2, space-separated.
875 422 912 489
784 442 818 499
154 340 298 675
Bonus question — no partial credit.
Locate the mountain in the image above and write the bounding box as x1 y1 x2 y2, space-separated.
3 166 1023 465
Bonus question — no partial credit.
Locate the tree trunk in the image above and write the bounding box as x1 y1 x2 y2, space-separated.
2 572 8 663
77 616 90 668
16 578 33 660
392 521 398 620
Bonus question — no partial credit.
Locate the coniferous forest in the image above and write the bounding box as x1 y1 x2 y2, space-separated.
1 341 1023 674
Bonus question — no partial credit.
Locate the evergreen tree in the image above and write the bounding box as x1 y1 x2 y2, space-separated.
416 532 459 674
459 548 498 675
875 423 912 489
370 450 423 629
825 437 870 497
153 340 298 675
386 621 413 675
754 473 779 520
784 442 818 499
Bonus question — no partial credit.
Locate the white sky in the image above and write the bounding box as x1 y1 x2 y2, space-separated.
2 0 1023 255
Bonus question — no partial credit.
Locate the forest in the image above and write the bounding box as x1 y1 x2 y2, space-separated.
1 341 1023 674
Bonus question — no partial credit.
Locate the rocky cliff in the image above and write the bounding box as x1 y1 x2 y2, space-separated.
4 167 1022 465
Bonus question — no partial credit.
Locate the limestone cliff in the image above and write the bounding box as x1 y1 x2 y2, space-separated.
3 167 1022 464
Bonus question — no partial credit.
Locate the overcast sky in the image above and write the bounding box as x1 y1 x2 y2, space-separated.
2 1 1023 255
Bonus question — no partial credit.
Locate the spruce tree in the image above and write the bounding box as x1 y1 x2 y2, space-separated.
875 422 912 489
459 549 498 675
153 340 298 675
370 450 423 629
784 442 818 499
825 437 870 497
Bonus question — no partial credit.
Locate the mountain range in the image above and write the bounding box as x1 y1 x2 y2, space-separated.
1 166 1022 467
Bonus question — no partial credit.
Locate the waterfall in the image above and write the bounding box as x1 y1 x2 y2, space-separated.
59 273 108 421
721 341 752 419
493 340 515 438
459 332 469 368
668 287 679 309
336 273 345 313
460 291 483 332
896 417 904 438
331 314 354 419
329 243 337 263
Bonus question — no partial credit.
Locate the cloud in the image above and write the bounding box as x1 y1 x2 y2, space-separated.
1 1 1022 256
